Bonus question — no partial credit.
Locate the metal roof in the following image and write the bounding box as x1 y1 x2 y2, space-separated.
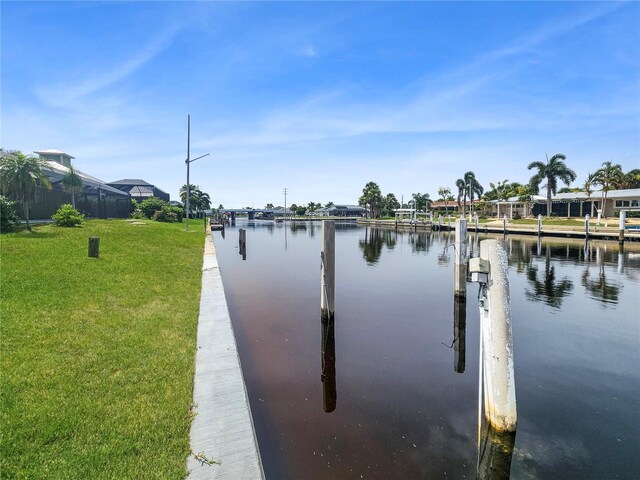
108 179 153 186
34 149 75 159
41 161 128 196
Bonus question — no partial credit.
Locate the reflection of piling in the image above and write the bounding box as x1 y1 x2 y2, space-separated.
619 211 626 245
321 318 337 413
479 240 517 433
321 221 335 320
618 245 625 273
454 219 467 299
477 425 516 480
454 296 466 373
239 229 247 260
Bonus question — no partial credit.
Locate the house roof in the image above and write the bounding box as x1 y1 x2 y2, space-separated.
42 161 127 196
108 179 153 186
34 149 75 159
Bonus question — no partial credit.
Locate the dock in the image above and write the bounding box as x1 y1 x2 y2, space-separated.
186 229 264 479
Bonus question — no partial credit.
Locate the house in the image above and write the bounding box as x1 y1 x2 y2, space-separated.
107 179 170 202
311 205 367 217
491 188 640 218
27 149 131 219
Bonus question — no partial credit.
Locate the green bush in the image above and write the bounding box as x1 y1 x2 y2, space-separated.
170 206 184 222
512 213 522 220
52 204 84 227
1 195 19 232
152 206 178 223
139 197 168 218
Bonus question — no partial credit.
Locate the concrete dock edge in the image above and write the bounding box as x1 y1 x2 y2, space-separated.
186 231 264 479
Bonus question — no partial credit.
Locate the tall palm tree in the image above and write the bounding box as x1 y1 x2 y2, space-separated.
62 166 83 208
527 153 577 218
0 150 51 230
593 161 623 218
465 171 484 213
455 178 466 213
582 172 596 217
179 184 198 212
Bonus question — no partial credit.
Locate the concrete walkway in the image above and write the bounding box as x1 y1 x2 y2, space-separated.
186 230 264 479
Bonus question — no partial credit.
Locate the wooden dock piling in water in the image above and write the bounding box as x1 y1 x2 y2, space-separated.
454 218 467 299
321 221 335 320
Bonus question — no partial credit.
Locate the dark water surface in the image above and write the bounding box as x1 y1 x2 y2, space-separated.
213 221 640 480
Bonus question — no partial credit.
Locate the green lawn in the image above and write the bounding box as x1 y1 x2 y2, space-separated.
1 219 205 479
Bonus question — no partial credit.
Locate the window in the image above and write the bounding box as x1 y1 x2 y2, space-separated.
631 200 639 207
615 200 623 207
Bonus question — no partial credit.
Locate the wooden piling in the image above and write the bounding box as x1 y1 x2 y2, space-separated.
619 211 626 245
585 214 590 239
503 215 507 236
479 239 517 433
474 213 479 233
537 214 542 236
438 215 442 231
88 237 100 258
321 221 335 320
454 219 467 299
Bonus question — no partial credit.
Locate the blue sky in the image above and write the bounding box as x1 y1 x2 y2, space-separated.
2 1 639 207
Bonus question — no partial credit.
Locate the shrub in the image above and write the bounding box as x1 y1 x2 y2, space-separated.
1 195 19 232
139 197 168 218
130 208 146 219
153 206 178 223
170 206 184 222
512 213 522 220
52 204 84 227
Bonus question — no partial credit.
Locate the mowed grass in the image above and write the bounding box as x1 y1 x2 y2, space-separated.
1 219 206 479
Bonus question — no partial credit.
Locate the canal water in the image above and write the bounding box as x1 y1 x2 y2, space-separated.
212 221 639 480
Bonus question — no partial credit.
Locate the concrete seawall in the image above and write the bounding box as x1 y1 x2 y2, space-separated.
187 231 264 479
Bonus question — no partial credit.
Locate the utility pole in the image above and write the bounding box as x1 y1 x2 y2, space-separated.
184 114 209 232
283 188 288 223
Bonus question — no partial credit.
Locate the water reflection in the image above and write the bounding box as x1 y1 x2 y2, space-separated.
582 262 622 305
320 317 336 413
359 227 397 265
525 247 574 308
477 426 516 480
453 296 466 374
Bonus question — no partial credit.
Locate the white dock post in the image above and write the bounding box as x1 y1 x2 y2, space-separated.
475 213 479 233
479 240 517 433
537 214 542 237
448 214 452 230
321 220 335 320
454 218 467 299
503 214 507 236
585 214 590 239
619 211 626 245
438 215 443 231
596 209 601 227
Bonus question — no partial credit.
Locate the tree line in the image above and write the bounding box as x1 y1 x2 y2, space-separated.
358 155 639 218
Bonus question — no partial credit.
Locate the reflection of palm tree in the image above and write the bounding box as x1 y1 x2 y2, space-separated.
581 263 620 305
358 227 396 265
525 248 574 308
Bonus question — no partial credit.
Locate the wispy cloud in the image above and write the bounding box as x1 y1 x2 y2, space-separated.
37 26 180 107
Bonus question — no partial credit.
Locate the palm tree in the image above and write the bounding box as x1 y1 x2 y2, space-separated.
438 187 451 215
593 161 623 218
0 150 51 230
62 166 83 208
179 184 198 213
465 172 484 213
582 172 596 217
455 178 466 213
527 153 577 218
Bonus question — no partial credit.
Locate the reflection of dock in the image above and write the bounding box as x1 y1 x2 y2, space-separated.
357 218 640 242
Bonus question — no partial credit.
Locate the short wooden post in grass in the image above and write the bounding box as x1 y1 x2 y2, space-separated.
88 237 100 258
321 220 335 321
